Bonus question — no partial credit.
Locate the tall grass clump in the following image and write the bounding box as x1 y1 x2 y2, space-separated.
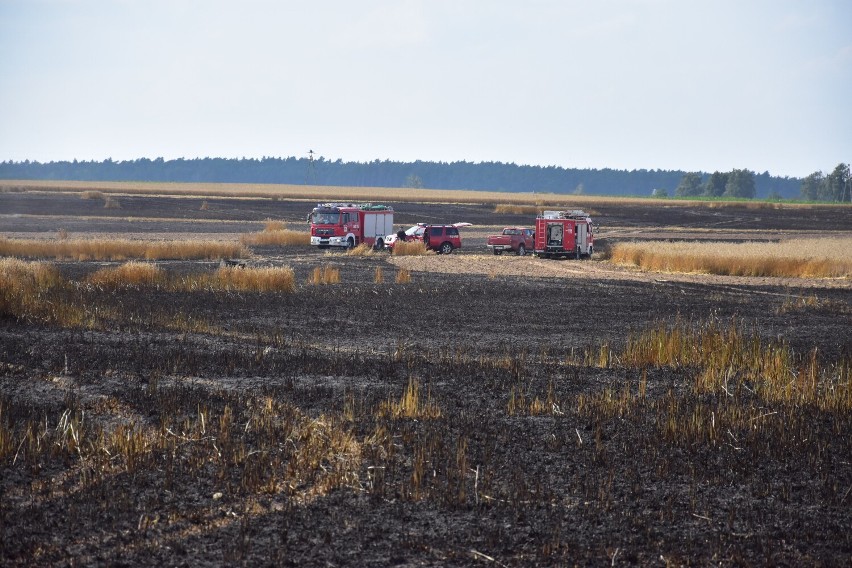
0 258 82 323
171 266 297 293
392 241 429 256
395 268 412 284
610 237 852 278
0 259 64 318
212 266 296 292
378 377 441 419
0 237 248 261
308 265 341 285
87 261 165 288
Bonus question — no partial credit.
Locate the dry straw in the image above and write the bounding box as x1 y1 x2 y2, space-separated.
346 243 377 256
392 241 430 256
611 237 852 278
209 266 296 292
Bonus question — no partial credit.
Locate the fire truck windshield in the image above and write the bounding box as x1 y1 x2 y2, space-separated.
311 211 340 225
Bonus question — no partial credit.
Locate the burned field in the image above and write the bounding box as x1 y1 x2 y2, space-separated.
1 190 851 566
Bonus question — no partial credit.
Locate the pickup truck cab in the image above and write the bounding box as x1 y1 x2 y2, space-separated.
486 227 535 256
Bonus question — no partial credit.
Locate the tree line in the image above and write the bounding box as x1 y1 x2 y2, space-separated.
674 163 850 202
799 163 851 202
0 156 806 199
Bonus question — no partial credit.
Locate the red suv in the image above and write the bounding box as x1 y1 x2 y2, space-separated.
422 225 462 254
387 223 462 254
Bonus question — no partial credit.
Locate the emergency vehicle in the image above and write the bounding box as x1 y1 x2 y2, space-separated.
309 203 394 249
533 210 594 259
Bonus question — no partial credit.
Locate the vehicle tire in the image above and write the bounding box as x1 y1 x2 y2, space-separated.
587 246 593 259
439 242 453 255
576 247 581 260
374 238 384 251
347 237 355 249
493 249 502 256
516 244 526 257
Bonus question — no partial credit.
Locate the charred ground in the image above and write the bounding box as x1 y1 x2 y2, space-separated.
1 189 851 566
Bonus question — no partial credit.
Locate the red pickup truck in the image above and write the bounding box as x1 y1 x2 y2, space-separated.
486 227 535 256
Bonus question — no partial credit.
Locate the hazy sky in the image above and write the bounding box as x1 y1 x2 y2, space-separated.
1 0 850 178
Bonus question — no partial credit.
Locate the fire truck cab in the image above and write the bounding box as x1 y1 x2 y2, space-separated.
309 203 394 249
534 210 594 259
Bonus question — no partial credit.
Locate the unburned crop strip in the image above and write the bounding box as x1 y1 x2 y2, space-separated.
610 237 852 278
2 259 298 331
240 228 309 247
12 179 834 211
0 237 248 261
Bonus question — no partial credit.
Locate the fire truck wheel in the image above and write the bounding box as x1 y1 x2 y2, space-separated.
374 239 384 251
493 249 502 256
587 246 593 259
575 247 581 260
439 242 453 255
347 237 355 249
516 244 526 256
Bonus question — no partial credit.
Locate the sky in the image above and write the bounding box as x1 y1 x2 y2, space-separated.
1 0 850 179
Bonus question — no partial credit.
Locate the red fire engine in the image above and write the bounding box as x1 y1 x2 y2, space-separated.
309 203 394 249
533 210 594 259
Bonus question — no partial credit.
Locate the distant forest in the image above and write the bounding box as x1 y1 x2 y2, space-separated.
0 156 804 199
